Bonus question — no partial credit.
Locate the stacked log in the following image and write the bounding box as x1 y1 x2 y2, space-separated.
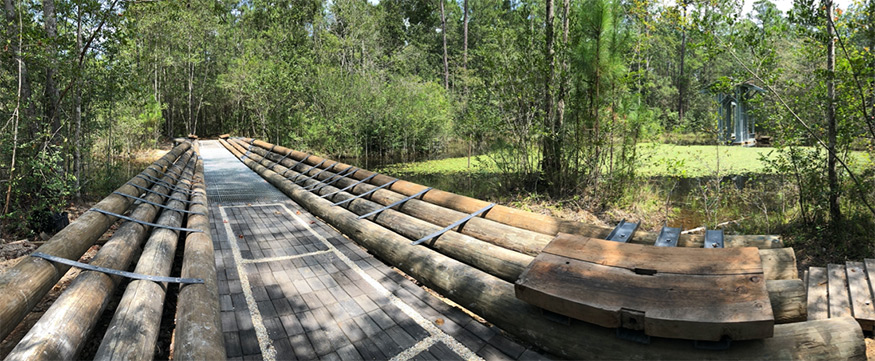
220 138 864 360
5 151 197 360
0 141 223 361
0 142 191 341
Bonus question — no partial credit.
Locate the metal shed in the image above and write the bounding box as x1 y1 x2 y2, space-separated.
716 83 765 146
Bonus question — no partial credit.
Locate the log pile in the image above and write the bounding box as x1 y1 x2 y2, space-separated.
0 142 223 360
221 137 865 360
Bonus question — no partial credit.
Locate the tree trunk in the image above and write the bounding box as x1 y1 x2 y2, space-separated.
462 0 469 70
440 0 449 90
555 0 570 182
44 0 61 147
542 0 558 185
677 2 687 128
5 0 36 137
826 0 840 226
74 1 83 200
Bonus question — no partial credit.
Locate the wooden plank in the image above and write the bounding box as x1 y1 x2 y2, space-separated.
807 267 829 320
846 261 875 330
828 264 852 318
766 279 807 324
515 252 774 341
542 233 763 276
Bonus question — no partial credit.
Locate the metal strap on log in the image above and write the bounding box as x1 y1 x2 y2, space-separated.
88 208 203 233
290 159 327 182
112 191 206 215
705 230 725 248
127 182 205 205
606 220 639 243
135 174 198 196
412 203 495 245
332 179 398 206
267 150 292 170
296 162 336 184
305 165 357 191
30 252 203 284
357 187 432 219
280 154 310 177
319 173 376 198
242 138 256 159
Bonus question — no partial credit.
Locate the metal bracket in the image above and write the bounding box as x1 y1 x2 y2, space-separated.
606 219 639 243
616 328 651 345
411 203 495 246
113 192 205 216
704 229 724 248
31 252 204 284
290 159 327 182
305 166 357 191
332 179 398 207
280 154 311 177
357 187 432 219
127 183 205 206
89 208 203 233
654 226 681 247
319 173 376 198
296 163 336 184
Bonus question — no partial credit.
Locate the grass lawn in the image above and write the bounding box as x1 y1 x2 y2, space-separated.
378 143 874 178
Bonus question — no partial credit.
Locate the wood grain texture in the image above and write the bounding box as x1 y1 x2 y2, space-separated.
807 267 829 320
845 261 875 331
766 279 807 324
221 139 866 360
828 264 852 318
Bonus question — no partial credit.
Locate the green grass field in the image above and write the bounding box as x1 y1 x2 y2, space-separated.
378 144 874 178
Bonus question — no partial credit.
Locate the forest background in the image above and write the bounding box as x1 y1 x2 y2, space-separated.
2 0 874 264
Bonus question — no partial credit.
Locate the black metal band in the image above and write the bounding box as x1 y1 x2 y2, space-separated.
411 203 495 245
280 154 310 177
296 163 336 184
135 174 197 196
89 208 203 233
332 179 398 207
31 252 204 284
127 183 205 206
268 151 291 170
113 191 206 216
147 165 192 184
320 173 377 199
305 166 357 191
290 159 327 182
357 187 432 219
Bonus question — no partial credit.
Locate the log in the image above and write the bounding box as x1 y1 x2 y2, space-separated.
219 139 866 360
224 140 803 322
766 279 807 324
225 139 531 282
94 155 198 360
243 138 784 249
173 142 226 361
5 151 197 361
0 142 191 341
233 139 797 280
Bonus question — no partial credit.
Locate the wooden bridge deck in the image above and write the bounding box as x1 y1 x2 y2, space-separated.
806 260 875 331
200 141 550 361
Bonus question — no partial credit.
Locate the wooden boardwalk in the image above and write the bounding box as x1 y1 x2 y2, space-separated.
806 260 875 331
200 141 552 361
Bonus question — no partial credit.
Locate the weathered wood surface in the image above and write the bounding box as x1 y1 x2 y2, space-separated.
5 151 197 361
806 262 875 332
807 267 829 320
236 139 798 279
93 155 198 360
515 234 773 341
173 143 226 361
845 262 875 331
220 139 866 360
227 139 804 322
244 138 783 249
828 264 853 319
0 142 191 342
766 279 807 324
